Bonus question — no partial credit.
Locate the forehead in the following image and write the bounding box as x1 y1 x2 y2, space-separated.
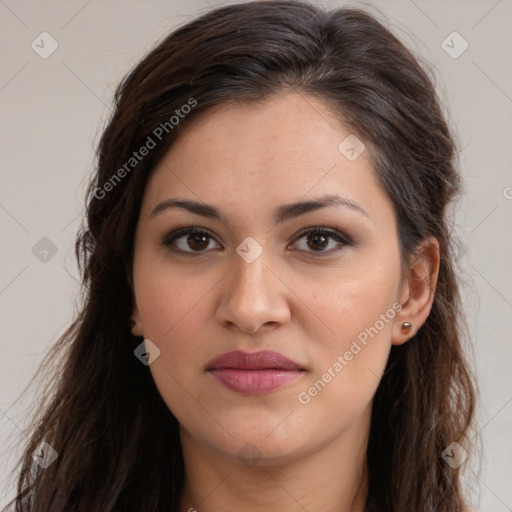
165 92 351 177
141 91 393 227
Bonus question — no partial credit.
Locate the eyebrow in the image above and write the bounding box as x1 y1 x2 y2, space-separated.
149 194 370 224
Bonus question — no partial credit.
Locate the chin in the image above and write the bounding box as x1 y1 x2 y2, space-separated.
183 416 318 468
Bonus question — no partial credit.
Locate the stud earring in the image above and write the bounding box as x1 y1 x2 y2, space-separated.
401 322 412 334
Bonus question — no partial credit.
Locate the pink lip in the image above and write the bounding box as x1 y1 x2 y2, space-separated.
206 350 306 395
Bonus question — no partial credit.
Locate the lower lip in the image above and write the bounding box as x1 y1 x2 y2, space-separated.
208 369 304 394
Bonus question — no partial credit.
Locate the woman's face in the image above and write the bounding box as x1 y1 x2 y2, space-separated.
131 91 414 466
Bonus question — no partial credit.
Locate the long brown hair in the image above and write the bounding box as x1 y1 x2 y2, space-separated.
4 2 476 510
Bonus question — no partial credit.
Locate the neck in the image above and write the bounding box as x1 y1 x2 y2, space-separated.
178 408 371 512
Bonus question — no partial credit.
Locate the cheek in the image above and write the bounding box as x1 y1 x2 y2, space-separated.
137 285 214 429
134 255 217 341
302 262 400 349
133 261 218 400
295 269 399 414
132 262 210 405
296 294 395 428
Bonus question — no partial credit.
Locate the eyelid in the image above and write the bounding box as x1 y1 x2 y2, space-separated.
292 224 349 243
161 225 351 256
289 226 350 255
160 226 220 256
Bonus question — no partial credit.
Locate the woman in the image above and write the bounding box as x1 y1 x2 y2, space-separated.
4 1 476 511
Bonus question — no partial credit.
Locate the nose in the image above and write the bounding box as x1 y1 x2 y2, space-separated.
215 246 291 334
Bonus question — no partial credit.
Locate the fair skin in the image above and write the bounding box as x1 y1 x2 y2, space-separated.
130 91 440 512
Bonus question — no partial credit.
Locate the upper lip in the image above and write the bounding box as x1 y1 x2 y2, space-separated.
206 350 304 371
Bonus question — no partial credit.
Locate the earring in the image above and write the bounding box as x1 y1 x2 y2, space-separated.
401 322 412 334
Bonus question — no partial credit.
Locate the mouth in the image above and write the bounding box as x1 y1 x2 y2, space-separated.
205 350 306 395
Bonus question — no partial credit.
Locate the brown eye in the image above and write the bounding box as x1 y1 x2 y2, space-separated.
161 227 221 256
186 233 209 251
306 232 329 251
162 226 350 258
292 227 350 255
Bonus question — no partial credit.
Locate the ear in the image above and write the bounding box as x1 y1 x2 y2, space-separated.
392 236 440 346
130 305 144 337
127 266 144 337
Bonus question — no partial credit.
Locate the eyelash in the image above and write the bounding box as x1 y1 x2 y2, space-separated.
161 225 351 258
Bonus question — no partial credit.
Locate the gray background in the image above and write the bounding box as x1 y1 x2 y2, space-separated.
1 0 511 510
